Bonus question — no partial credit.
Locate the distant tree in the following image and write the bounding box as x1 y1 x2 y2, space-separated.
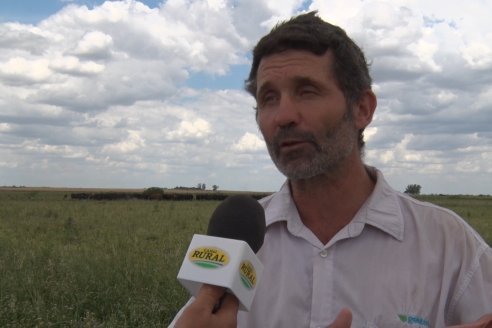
212 185 219 191
143 187 164 199
201 183 206 190
197 183 202 190
404 184 421 195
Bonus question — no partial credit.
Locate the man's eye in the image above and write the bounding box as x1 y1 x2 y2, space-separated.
299 87 317 96
261 93 278 106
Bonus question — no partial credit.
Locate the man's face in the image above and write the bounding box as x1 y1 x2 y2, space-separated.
255 50 359 180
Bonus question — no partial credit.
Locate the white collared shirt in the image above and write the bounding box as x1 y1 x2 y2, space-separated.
169 168 492 327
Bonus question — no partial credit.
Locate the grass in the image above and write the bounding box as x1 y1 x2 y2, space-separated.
0 190 491 326
0 191 217 327
418 195 492 245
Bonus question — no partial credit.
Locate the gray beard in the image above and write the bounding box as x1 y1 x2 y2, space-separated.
266 114 357 181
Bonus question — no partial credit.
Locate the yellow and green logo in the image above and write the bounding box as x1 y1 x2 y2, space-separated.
239 260 257 290
188 247 229 269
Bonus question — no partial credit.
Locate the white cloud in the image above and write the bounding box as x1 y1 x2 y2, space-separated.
434 90 457 106
461 42 492 69
72 30 113 59
0 0 491 194
103 130 145 153
0 57 52 83
232 132 265 152
167 118 212 140
0 123 11 132
50 55 105 75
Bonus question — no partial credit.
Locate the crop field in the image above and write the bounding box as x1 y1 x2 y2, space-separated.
0 189 491 327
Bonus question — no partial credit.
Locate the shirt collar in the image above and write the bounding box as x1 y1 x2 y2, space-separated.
358 167 404 241
259 167 404 242
260 180 297 227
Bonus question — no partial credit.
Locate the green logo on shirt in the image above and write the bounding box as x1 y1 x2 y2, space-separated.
398 314 429 327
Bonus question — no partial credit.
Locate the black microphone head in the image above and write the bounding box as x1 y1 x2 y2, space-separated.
207 195 266 253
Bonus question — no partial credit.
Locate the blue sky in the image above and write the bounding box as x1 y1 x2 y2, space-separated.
0 0 162 23
0 0 491 194
0 1 64 23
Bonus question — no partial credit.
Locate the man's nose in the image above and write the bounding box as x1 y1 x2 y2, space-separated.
273 95 300 128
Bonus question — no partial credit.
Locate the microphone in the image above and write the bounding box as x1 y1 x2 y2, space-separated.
177 195 266 311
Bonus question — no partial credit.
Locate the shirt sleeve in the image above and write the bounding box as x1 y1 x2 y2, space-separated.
167 297 194 328
448 244 492 324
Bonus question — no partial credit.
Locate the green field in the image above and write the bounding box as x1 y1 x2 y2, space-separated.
417 194 492 245
0 190 491 327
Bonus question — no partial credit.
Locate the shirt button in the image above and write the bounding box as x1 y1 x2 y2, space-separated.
319 250 328 258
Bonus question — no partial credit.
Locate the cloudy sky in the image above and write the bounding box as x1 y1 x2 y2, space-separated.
0 0 491 194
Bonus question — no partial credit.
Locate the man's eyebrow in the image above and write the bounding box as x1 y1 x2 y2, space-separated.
292 76 324 89
256 75 327 98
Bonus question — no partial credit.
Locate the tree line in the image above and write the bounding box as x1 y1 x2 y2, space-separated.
70 188 270 201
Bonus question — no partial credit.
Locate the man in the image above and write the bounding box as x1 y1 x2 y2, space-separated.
170 11 492 327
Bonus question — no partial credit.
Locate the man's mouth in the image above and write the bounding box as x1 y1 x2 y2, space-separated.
279 139 311 150
272 129 318 154
282 140 303 146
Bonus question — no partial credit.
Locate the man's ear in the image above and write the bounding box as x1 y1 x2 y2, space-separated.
354 89 377 130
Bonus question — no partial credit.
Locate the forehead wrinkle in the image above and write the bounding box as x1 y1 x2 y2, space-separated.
258 55 314 78
255 51 336 99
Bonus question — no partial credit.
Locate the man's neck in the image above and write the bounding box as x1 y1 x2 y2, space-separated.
289 157 375 245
